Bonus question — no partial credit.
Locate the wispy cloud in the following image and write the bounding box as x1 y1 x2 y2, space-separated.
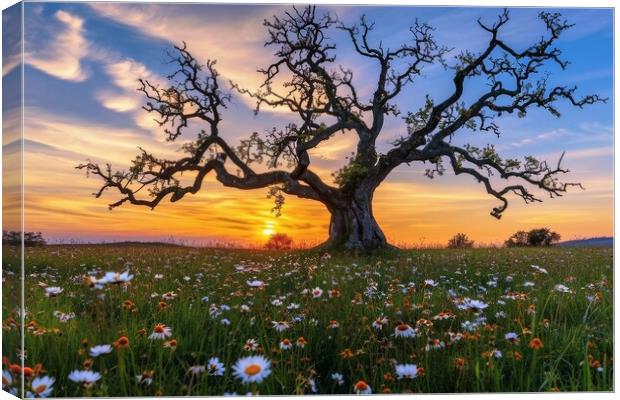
26 10 90 82
89 3 279 109
96 59 169 132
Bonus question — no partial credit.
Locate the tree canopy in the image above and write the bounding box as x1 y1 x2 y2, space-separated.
78 6 604 250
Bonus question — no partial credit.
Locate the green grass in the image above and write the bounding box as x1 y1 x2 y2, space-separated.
2 245 613 396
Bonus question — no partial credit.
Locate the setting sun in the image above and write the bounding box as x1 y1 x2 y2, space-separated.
261 220 276 237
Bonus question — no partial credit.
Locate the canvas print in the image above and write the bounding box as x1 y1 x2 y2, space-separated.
1 1 614 397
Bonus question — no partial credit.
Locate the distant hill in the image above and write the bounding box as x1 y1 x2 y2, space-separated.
557 237 613 247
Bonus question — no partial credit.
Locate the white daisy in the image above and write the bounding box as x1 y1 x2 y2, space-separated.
53 311 75 323
29 376 55 397
271 321 290 332
207 357 225 376
44 287 63 297
68 370 101 384
490 349 503 359
311 287 323 298
232 355 272 384
148 323 172 340
89 344 113 357
372 316 388 330
244 338 259 351
394 323 416 338
330 372 344 386
457 298 489 313
2 369 13 388
136 371 154 385
353 380 372 394
395 363 418 380
554 284 572 293
161 291 177 301
505 332 519 343
246 280 264 288
279 339 293 350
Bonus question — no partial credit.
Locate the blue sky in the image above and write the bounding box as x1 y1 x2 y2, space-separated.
4 2 613 245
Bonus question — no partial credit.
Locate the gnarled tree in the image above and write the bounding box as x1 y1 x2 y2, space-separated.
78 6 604 250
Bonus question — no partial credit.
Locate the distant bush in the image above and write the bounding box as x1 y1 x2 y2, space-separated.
2 230 47 246
505 228 560 247
265 233 294 250
447 233 474 248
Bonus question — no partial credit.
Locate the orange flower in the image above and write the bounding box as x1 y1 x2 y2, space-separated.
354 380 370 394
158 301 169 310
33 364 45 375
122 300 135 310
164 339 178 350
137 328 147 337
455 357 466 369
508 350 523 361
416 367 426 377
22 366 35 378
529 337 544 350
296 337 308 348
403 298 411 311
9 364 20 375
328 288 341 298
114 335 130 349
340 349 355 359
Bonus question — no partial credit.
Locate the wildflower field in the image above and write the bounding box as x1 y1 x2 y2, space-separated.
1 245 613 396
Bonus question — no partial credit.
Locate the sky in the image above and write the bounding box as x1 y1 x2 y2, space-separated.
2 2 614 247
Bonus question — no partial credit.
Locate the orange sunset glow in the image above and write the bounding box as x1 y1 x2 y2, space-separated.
3 3 613 247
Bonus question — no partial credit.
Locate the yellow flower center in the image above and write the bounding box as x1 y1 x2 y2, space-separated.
244 364 261 376
34 384 47 394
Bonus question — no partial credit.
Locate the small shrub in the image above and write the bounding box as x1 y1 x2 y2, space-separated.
265 233 294 250
447 233 474 248
505 228 560 247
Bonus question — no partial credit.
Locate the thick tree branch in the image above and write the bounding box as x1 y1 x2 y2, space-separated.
436 142 584 218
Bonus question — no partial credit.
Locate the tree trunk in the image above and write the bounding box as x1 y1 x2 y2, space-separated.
324 189 389 251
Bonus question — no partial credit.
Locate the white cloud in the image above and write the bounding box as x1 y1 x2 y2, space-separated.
22 106 180 167
88 3 292 112
95 90 140 113
26 10 90 82
96 59 158 113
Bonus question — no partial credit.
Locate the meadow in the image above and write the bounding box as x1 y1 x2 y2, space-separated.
1 245 613 396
